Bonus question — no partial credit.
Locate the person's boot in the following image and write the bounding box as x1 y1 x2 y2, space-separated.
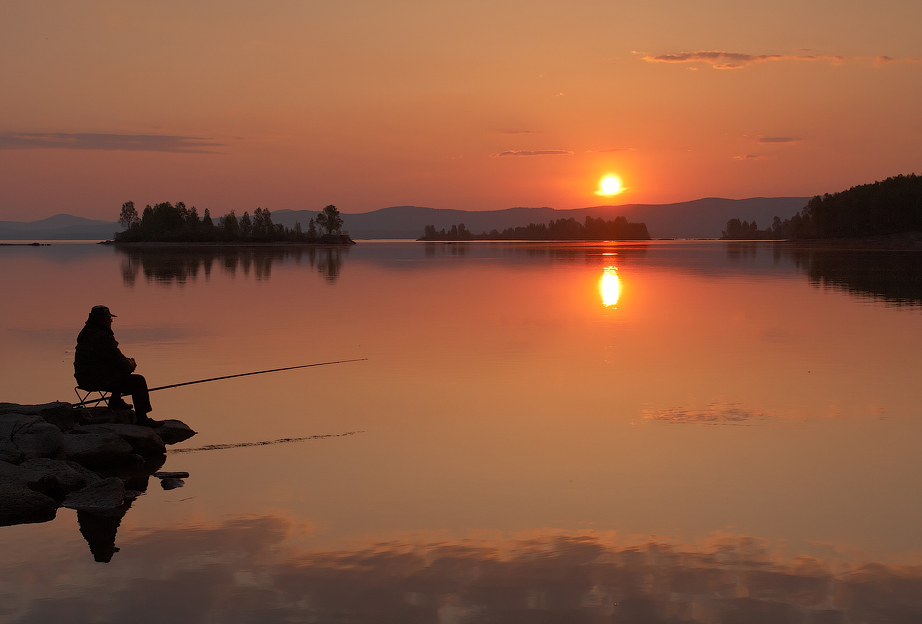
136 412 164 427
109 395 132 410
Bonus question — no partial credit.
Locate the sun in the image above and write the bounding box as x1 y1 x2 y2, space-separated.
595 175 623 197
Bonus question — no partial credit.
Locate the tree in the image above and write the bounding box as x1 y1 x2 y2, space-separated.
316 204 343 235
239 211 253 238
118 201 140 229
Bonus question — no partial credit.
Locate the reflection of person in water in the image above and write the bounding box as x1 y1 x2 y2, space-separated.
77 502 132 563
74 305 162 427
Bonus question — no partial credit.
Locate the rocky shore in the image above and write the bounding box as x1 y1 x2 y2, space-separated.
1 401 195 529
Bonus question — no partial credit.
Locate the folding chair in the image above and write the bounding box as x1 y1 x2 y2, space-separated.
74 386 111 414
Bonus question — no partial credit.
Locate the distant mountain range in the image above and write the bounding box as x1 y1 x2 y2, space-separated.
0 214 121 240
1 197 809 240
272 197 810 239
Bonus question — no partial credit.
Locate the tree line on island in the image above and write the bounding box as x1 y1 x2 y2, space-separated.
115 201 352 243
721 173 922 240
419 216 650 241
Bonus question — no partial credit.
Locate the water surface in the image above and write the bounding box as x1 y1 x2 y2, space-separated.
1 241 921 622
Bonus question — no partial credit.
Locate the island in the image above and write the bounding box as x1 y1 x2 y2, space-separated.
113 202 354 244
418 216 650 241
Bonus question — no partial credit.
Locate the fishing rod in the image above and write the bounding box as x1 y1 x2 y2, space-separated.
148 358 367 392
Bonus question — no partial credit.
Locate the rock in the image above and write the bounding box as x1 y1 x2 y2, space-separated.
0 413 64 459
39 403 77 430
0 460 57 495
0 440 23 464
20 458 89 495
159 477 185 490
0 460 60 526
154 471 190 479
155 419 197 444
0 402 70 416
78 423 166 456
60 432 134 467
63 477 126 512
0 482 57 526
62 460 104 486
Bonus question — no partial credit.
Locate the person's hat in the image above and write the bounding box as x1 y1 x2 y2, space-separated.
90 305 117 318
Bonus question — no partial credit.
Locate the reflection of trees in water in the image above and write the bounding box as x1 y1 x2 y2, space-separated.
422 242 649 264
119 245 349 286
787 247 922 306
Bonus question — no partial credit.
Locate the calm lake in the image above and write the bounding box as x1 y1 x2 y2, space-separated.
2 240 921 623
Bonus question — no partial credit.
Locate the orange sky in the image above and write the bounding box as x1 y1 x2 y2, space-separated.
1 1 921 221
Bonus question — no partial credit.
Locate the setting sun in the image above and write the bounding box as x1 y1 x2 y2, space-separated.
596 175 623 197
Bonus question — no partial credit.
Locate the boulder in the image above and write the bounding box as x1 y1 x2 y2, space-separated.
0 460 60 526
159 477 185 490
0 440 23 464
0 482 57 526
155 419 197 444
20 458 90 495
63 460 104 486
63 477 126 512
78 423 166 456
61 432 134 467
0 413 64 459
0 402 70 416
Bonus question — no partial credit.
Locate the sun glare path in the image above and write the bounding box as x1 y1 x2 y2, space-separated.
595 175 623 197
599 266 620 307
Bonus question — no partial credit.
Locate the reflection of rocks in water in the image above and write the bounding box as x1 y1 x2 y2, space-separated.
788 247 922 306
118 245 349 286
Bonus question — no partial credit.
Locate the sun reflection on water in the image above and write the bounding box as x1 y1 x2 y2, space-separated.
599 266 620 307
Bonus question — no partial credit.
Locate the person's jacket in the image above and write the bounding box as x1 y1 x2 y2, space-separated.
74 320 134 389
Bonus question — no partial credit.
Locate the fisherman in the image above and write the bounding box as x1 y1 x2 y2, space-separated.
74 305 162 427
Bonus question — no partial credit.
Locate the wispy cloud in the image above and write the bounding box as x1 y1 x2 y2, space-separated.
642 50 844 69
874 55 922 66
0 132 224 153
586 146 633 153
490 149 573 157
644 402 772 425
757 137 801 144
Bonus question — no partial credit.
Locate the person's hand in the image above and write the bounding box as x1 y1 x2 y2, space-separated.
129 357 137 372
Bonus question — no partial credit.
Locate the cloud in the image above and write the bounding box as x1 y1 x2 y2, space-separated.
874 55 922 66
0 132 224 153
642 50 844 69
7 515 922 623
490 149 573 157
733 154 768 161
644 402 772 424
585 146 633 153
757 137 801 144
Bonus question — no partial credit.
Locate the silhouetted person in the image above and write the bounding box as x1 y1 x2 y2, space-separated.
74 305 162 427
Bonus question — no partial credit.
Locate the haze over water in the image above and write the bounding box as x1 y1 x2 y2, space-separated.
2 241 921 621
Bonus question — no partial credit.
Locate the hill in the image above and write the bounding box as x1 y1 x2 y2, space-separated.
271 197 809 239
0 214 120 240
0 197 809 240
